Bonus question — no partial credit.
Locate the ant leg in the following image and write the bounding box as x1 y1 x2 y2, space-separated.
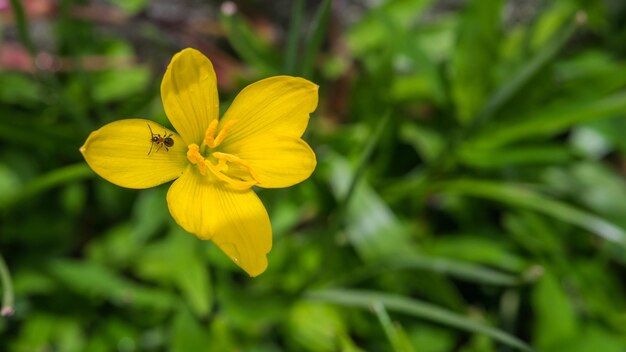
148 142 154 156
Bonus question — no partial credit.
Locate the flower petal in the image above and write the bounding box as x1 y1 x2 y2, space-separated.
167 168 272 276
219 76 318 148
161 48 219 145
80 119 187 189
224 134 316 188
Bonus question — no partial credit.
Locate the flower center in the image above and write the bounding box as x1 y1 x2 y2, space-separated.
186 119 259 190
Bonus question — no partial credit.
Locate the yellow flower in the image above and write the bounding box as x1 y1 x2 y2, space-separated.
80 48 318 277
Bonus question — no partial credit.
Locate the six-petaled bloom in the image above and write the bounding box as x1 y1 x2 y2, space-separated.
80 48 318 276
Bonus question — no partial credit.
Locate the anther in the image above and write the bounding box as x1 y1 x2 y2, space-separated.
187 144 207 175
204 119 237 148
204 119 219 148
212 120 237 147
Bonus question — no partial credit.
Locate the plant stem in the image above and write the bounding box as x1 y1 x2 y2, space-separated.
0 253 14 317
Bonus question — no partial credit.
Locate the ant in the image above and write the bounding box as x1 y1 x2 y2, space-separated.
147 124 174 155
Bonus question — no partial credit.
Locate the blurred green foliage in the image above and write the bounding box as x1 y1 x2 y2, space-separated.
2 0 626 351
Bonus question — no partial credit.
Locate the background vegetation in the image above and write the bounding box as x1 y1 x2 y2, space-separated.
2 0 626 351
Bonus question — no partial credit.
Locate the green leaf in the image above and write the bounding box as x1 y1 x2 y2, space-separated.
323 151 414 260
0 163 22 211
0 164 93 212
529 2 576 51
287 302 348 352
0 73 42 105
569 261 626 333
86 223 137 268
555 50 626 99
92 66 151 103
347 0 433 55
308 288 532 351
558 324 626 352
399 123 445 163
531 272 578 350
503 212 563 257
49 260 175 310
133 230 212 317
170 306 208 352
10 314 86 352
407 323 456 352
132 187 169 242
12 269 56 296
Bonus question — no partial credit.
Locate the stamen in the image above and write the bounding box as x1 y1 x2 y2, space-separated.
212 152 261 183
187 144 207 175
212 120 237 147
204 119 219 148
204 119 237 148
191 119 258 190
205 161 257 190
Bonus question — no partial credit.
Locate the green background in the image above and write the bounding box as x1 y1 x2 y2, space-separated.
2 0 626 351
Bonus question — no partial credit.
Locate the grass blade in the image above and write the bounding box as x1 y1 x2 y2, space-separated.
325 151 411 260
472 16 578 127
467 91 626 149
9 0 36 56
328 255 524 288
220 6 279 74
341 111 391 206
301 0 331 78
308 288 533 351
373 302 415 352
9 0 94 133
437 179 626 245
284 0 306 74
451 0 502 124
0 163 93 212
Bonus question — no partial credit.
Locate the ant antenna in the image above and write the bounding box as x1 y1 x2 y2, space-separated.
147 124 154 156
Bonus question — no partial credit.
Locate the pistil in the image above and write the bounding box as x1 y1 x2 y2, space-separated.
187 120 260 190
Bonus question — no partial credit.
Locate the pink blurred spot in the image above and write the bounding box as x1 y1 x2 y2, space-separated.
0 43 35 72
1 306 14 317
221 1 236 16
